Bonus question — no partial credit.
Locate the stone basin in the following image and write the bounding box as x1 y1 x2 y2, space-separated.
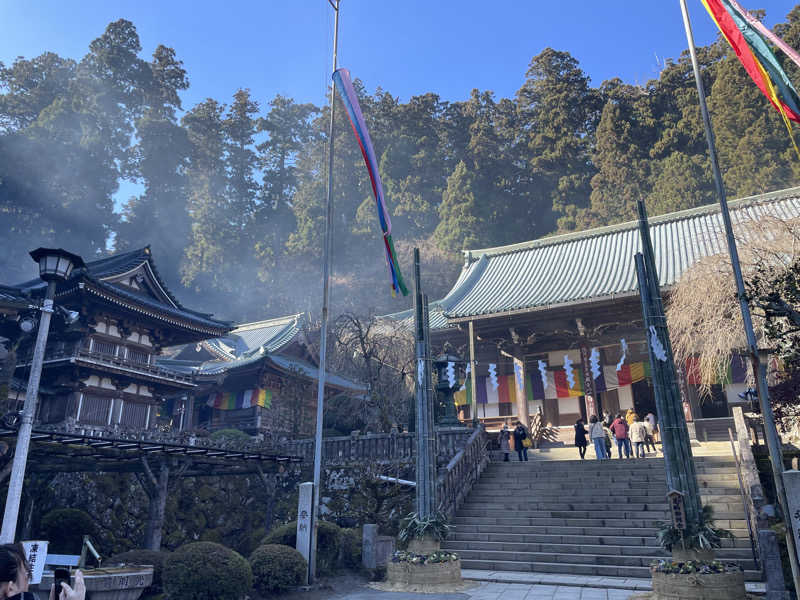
33 566 153 600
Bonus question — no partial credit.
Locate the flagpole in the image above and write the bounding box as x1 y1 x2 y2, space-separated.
309 0 339 584
678 0 800 589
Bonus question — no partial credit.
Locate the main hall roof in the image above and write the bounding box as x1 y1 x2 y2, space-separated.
384 186 800 329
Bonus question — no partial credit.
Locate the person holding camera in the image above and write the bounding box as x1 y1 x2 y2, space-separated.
0 544 85 600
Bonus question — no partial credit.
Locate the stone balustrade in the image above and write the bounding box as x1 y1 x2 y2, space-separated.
29 421 474 465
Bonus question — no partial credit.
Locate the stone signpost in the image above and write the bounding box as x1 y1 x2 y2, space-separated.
296 482 313 584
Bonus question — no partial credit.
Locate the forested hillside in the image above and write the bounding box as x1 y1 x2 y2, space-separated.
2 8 800 321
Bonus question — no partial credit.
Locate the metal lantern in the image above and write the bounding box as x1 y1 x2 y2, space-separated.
29 248 85 282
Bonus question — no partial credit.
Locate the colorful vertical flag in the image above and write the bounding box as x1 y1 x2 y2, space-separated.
332 68 408 296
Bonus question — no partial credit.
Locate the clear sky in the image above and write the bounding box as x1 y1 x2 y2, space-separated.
1 0 795 208
2 1 795 109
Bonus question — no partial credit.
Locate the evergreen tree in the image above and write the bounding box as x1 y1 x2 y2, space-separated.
516 48 602 232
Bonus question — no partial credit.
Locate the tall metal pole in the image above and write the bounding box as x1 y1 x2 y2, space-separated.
309 0 339 583
0 280 56 543
678 0 799 588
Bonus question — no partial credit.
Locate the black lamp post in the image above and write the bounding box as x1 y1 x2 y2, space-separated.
433 353 463 427
0 248 84 543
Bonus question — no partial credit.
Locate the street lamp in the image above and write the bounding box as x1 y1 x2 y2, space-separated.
0 248 84 543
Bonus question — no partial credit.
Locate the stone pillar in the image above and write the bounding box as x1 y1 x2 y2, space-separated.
362 524 378 569
296 482 313 584
784 470 800 579
760 529 789 600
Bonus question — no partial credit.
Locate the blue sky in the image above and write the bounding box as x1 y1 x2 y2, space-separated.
1 0 795 206
2 1 795 108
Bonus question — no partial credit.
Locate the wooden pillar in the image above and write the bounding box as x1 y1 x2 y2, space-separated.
579 345 598 419
512 356 528 428
468 321 478 426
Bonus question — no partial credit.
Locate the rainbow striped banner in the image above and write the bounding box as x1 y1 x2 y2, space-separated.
209 388 272 410
332 68 408 297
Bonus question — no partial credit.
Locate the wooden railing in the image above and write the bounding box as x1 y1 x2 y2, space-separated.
23 346 193 384
436 425 489 519
281 427 474 465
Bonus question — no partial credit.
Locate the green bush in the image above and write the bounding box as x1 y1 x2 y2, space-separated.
108 549 168 593
340 528 362 569
249 544 306 594
163 542 251 600
263 520 342 575
40 509 95 554
209 428 252 442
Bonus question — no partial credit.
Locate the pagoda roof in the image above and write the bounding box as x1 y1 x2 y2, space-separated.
13 246 230 338
381 186 800 329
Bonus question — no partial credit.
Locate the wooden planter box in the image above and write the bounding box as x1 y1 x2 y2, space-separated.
651 570 746 600
386 559 461 586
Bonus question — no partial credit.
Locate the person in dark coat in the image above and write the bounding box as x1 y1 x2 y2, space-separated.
574 418 588 459
513 421 529 461
498 423 511 462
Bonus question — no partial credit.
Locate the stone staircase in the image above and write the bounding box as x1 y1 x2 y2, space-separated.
441 455 761 581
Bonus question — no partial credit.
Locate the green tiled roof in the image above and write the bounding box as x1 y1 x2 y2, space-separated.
444 187 800 320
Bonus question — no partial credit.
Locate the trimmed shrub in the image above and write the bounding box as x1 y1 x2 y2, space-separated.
163 542 251 600
40 509 95 554
209 428 252 442
249 544 306 594
108 549 168 593
263 520 342 575
340 528 362 569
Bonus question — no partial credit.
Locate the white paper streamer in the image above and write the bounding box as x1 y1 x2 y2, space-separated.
590 347 601 380
488 363 499 390
563 354 575 388
649 326 667 362
538 360 548 389
616 338 628 372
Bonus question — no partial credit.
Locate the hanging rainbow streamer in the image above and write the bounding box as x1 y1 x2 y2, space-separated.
332 68 408 297
701 0 800 156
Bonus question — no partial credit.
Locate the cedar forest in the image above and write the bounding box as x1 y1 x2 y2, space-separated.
2 8 800 322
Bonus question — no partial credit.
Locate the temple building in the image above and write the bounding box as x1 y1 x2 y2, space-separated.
385 187 800 439
159 313 367 436
5 247 231 429
1 248 366 439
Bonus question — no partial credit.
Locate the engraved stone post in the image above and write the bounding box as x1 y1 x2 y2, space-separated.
296 482 313 584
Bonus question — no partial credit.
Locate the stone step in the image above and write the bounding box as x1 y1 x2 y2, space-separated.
482 462 738 472
459 501 744 514
464 491 743 504
442 539 756 560
450 523 752 539
456 508 745 522
456 558 762 581
446 531 753 548
451 516 749 529
481 472 739 485
485 461 736 478
448 548 758 571
461 501 670 511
